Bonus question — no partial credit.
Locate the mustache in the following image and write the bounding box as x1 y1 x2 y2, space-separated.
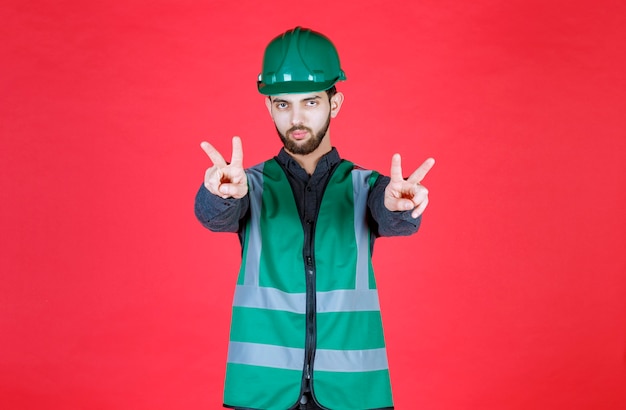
288 126 311 134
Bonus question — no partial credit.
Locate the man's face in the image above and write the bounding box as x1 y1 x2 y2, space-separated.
265 91 342 156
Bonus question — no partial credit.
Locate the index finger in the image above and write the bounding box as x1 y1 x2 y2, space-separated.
200 141 227 168
229 136 243 167
407 157 435 184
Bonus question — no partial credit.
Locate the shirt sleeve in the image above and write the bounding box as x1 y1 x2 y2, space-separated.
194 183 250 233
367 175 421 237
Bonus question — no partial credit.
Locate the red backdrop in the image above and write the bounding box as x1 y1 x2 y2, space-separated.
2 1 625 409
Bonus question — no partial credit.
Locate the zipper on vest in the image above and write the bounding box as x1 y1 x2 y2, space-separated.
303 254 316 393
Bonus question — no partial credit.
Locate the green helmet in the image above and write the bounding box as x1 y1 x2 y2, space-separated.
257 27 347 95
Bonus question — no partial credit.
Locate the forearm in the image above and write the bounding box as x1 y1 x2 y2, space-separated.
368 175 421 237
194 184 249 232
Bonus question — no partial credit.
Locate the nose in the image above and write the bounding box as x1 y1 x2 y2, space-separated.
290 106 304 126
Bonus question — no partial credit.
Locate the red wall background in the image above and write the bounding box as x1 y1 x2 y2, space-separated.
2 1 625 409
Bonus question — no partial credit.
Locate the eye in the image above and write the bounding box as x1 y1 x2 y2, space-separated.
306 100 318 107
275 102 288 109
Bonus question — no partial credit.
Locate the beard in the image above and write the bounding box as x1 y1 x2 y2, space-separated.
276 113 331 155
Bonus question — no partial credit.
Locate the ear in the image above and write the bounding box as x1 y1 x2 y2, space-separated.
330 92 344 118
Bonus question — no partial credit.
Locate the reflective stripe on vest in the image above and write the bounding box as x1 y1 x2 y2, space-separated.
232 286 380 314
228 341 389 372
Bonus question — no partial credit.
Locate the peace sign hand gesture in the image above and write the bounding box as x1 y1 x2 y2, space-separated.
200 136 248 199
384 154 435 218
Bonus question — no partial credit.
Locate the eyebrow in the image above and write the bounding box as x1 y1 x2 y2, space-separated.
272 96 322 103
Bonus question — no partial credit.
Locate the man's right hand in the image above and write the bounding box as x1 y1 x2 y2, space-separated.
200 136 248 199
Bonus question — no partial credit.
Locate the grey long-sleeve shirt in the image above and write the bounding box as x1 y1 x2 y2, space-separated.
194 148 421 248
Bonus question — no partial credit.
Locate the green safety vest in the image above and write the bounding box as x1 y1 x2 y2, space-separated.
224 158 393 410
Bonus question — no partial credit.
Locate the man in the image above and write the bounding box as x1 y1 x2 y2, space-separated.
195 27 434 410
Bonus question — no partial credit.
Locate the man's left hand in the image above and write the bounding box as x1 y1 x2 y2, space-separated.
384 154 435 218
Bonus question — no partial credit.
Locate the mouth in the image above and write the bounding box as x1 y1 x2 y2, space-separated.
289 129 309 140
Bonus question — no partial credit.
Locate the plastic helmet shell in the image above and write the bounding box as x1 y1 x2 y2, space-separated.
257 27 347 95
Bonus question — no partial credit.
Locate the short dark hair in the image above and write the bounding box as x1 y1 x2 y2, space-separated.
326 85 337 99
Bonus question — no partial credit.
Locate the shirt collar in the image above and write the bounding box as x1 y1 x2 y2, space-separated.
275 147 341 180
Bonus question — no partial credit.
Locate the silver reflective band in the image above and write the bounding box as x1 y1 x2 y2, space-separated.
227 341 304 371
243 165 265 287
227 342 389 372
317 289 380 312
315 347 389 372
351 169 373 291
233 286 380 314
233 285 305 314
